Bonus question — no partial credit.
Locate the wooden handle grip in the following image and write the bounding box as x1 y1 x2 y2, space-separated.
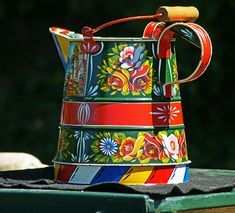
157 6 199 22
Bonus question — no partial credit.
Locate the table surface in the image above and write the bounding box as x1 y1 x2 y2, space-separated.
0 168 234 213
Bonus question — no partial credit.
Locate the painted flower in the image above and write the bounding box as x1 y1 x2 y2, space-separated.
144 133 162 160
162 133 180 161
107 73 124 90
119 46 145 71
150 105 180 124
99 137 118 156
56 130 72 161
120 137 136 156
120 136 144 161
153 85 163 96
102 68 130 95
133 76 149 90
98 43 154 96
129 62 151 94
144 143 159 160
178 130 188 159
138 153 150 164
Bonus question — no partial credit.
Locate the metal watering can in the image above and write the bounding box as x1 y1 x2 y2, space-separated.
50 6 212 184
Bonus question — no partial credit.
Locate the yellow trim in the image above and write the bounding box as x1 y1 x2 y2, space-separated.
54 163 60 179
56 35 70 63
119 166 154 184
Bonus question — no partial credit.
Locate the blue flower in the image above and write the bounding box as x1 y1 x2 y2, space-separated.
119 46 145 71
99 137 118 156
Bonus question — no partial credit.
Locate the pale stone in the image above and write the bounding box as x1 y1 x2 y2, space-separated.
0 152 48 171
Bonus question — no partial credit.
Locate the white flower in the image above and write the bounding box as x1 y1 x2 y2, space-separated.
162 134 179 161
150 105 180 123
119 46 145 71
99 137 118 156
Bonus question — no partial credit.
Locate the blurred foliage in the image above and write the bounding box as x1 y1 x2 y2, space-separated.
0 0 235 169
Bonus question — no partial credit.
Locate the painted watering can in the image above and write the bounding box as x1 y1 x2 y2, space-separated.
50 6 212 185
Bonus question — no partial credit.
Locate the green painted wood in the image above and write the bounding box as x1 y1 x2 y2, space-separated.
0 188 155 213
0 169 234 212
154 188 235 212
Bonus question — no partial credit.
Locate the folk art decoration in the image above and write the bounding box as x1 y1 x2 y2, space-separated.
50 6 212 184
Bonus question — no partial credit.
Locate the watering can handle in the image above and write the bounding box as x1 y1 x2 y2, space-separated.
83 6 199 35
81 6 199 53
157 22 212 97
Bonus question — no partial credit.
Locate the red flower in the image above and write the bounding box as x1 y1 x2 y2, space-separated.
178 130 188 158
129 64 150 92
144 134 162 160
107 74 123 90
120 137 135 156
144 143 159 160
133 75 150 91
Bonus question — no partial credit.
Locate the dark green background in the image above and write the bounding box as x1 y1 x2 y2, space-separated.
1 0 234 169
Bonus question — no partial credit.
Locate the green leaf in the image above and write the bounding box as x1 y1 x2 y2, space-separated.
121 90 129 96
103 59 108 66
111 154 123 163
112 132 126 143
137 132 149 137
94 154 103 162
91 140 100 153
103 131 111 138
110 90 117 96
131 91 140 96
174 130 180 137
158 131 168 138
112 47 120 55
96 132 103 139
144 49 148 56
101 69 108 75
99 155 109 163
118 43 127 51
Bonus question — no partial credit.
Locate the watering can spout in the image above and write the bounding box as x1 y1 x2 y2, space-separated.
49 27 83 70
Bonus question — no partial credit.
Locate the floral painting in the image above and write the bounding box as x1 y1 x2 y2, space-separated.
97 43 155 96
89 130 188 164
54 128 188 165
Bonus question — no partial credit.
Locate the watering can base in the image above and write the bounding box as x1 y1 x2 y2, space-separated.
54 163 190 185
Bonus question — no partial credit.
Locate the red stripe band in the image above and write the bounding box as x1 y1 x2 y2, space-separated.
61 101 184 127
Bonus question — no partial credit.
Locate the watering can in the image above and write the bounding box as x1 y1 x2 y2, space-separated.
50 6 212 184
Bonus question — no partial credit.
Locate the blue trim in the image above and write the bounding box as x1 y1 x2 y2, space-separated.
183 165 190 182
52 34 67 70
90 166 130 184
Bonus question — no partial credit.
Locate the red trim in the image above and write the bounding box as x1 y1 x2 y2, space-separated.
143 22 165 39
157 30 174 58
165 84 172 98
157 23 212 85
145 166 174 184
61 101 184 127
187 23 212 81
56 164 77 182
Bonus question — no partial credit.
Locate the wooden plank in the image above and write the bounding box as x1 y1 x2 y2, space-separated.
155 189 235 212
178 206 235 213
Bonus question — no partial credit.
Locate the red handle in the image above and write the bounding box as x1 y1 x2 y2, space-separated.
81 13 162 54
91 13 163 34
157 22 212 97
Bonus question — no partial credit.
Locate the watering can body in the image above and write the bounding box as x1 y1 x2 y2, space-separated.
50 11 211 184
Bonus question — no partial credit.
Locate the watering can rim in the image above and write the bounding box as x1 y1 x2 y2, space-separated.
52 160 192 167
49 27 175 42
